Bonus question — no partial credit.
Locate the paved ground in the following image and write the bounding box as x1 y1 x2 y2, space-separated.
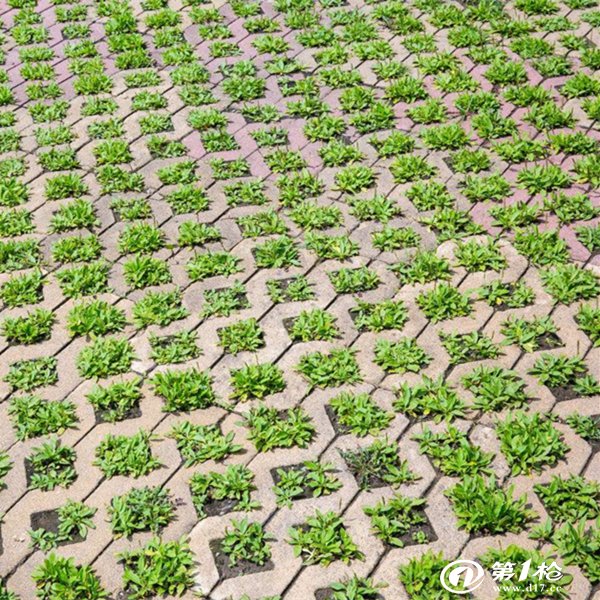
1 0 600 597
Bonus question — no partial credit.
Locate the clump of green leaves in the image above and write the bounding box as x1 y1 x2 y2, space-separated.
32 554 107 600
133 289 188 327
340 438 418 490
417 283 471 323
454 238 507 272
496 412 568 475
371 226 420 252
28 438 77 491
541 264 600 304
413 425 494 477
4 357 58 392
477 280 535 309
501 315 560 352
566 413 600 442
288 511 363 565
267 276 315 303
152 367 216 412
545 192 599 224
462 366 530 412
296 348 362 388
552 520 599 584
124 256 171 290
440 331 500 365
514 228 569 267
325 576 384 600
353 299 408 332
109 486 175 538
189 465 258 518
118 537 195 599
87 378 141 422
9 395 77 440
577 304 600 346
364 494 429 547
391 251 451 285
201 282 249 318
374 338 431 374
76 336 136 379
30 500 96 551
445 475 536 534
530 353 593 392
577 224 600 252
67 300 126 337
243 404 315 451
394 376 466 422
221 518 273 566
399 551 457 599
0 450 12 490
1 308 54 345
0 269 44 308
328 266 380 293
150 331 200 365
273 461 341 508
289 308 339 342
329 391 392 437
170 421 242 465
230 362 286 401
219 318 264 354
535 475 600 523
187 250 241 281
254 235 300 268
94 430 161 478
305 232 359 260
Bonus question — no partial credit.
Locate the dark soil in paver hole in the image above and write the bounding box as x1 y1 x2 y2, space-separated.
348 308 361 325
550 385 583 402
578 416 600 453
94 405 142 425
282 317 297 337
30 509 84 546
202 497 240 518
455 349 499 365
325 403 351 437
535 332 563 352
209 538 274 580
30 509 60 533
24 459 34 487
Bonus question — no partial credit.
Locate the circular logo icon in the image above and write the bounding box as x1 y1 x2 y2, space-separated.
440 559 485 595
